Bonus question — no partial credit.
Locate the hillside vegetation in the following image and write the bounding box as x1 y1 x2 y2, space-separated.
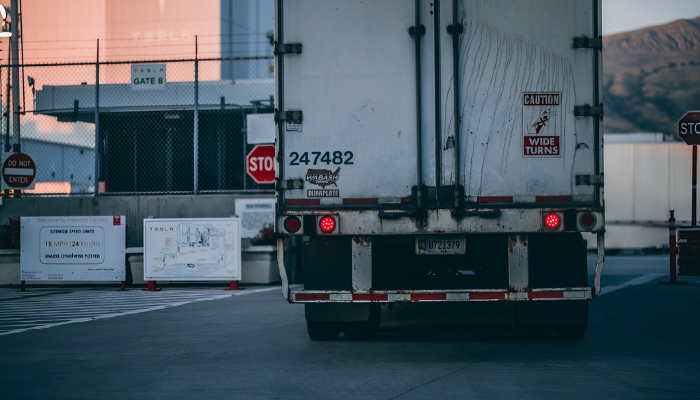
603 16 700 134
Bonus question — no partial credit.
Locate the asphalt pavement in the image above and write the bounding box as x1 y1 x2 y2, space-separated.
1 255 699 399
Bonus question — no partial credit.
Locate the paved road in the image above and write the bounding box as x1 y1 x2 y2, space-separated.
1 256 699 399
0 288 279 336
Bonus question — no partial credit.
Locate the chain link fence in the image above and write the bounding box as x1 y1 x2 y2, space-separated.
1 55 275 196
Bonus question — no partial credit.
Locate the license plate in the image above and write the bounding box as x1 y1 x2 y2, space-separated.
415 236 466 255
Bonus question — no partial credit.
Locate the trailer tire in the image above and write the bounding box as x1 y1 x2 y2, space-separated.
342 304 381 340
516 300 588 340
306 321 341 341
555 322 588 340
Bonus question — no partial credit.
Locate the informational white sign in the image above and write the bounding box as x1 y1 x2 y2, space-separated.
235 198 276 238
246 114 275 144
131 63 166 91
20 216 126 281
144 218 241 281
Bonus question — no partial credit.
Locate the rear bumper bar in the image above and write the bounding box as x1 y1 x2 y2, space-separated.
289 288 592 303
276 232 605 302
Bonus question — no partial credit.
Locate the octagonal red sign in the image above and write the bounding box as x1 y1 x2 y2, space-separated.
246 145 276 184
678 111 700 145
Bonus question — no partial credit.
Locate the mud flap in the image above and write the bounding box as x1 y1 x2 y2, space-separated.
277 238 290 300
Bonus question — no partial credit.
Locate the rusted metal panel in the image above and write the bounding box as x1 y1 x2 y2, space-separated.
351 237 372 293
508 234 528 290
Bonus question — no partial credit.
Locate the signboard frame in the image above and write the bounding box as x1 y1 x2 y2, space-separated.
20 215 126 281
235 198 276 239
143 217 241 281
130 63 166 91
246 113 275 144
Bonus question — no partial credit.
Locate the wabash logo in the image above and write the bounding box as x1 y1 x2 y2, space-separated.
113 216 121 226
306 167 340 188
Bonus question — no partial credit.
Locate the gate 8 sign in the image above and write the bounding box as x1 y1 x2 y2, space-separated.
678 111 700 145
247 145 276 184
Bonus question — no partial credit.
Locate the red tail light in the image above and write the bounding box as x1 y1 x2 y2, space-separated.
579 213 597 230
284 216 301 233
319 216 336 233
545 213 560 229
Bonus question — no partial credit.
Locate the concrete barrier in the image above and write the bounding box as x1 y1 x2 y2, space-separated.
241 245 280 284
0 193 277 286
0 249 20 285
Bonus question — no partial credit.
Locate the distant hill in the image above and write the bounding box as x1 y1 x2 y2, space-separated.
603 16 700 134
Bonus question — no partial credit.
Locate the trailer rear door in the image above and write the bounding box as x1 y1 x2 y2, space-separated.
276 0 418 207
453 0 601 205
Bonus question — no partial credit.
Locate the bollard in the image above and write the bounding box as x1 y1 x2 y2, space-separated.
225 280 240 291
142 281 158 291
670 210 677 283
660 210 688 285
120 281 126 291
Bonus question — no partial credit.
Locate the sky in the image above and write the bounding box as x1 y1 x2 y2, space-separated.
603 0 700 35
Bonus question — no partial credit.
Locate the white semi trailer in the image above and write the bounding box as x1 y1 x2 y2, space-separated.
274 0 604 340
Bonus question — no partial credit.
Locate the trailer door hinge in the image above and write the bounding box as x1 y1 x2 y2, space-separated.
447 24 464 35
274 110 303 124
408 25 426 36
274 42 302 55
576 174 603 186
573 35 602 50
277 179 303 190
574 104 603 118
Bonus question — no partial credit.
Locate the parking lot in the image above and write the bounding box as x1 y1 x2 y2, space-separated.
1 255 699 400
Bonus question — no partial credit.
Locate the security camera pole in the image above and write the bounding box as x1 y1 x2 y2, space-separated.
10 0 19 152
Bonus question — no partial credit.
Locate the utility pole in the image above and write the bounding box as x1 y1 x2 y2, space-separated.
10 0 19 152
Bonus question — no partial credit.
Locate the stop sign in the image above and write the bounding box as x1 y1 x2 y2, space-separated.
678 111 700 145
2 152 36 190
246 145 275 184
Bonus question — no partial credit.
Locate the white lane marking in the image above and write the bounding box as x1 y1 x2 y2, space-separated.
598 273 665 296
0 286 281 336
230 286 281 296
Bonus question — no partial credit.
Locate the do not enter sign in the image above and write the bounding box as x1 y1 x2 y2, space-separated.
678 111 700 145
2 152 36 190
246 145 275 184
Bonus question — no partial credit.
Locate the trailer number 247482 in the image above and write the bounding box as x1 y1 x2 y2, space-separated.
289 151 354 166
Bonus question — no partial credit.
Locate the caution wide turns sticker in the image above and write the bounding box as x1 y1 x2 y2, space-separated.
522 93 562 157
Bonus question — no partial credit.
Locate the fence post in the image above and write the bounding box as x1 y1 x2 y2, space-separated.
94 39 100 196
10 0 19 153
4 63 10 153
193 36 199 194
243 108 247 190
